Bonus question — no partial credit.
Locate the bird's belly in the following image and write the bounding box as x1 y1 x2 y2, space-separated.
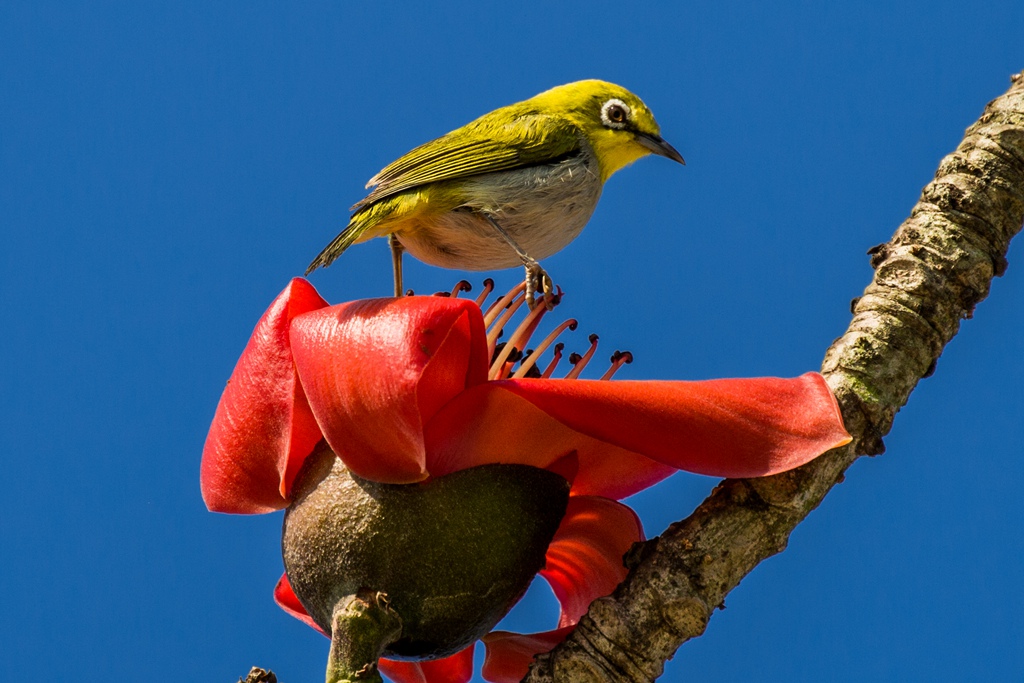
396 154 602 271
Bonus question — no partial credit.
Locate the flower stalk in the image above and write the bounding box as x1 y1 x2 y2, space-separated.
325 590 402 683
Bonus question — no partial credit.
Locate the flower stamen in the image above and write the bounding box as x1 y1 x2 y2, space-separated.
513 320 578 379
489 296 553 379
450 280 472 298
486 292 528 359
483 282 526 328
565 334 599 380
474 278 495 308
600 351 634 380
541 343 565 378
489 343 522 379
515 350 543 378
474 280 631 382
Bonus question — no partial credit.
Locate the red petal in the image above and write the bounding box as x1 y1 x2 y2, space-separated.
273 573 327 637
476 497 644 682
481 627 574 683
378 645 474 683
290 296 488 483
200 279 329 513
540 497 643 628
425 384 677 499
425 373 850 497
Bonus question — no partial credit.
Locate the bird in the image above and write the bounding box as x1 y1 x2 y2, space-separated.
306 79 684 307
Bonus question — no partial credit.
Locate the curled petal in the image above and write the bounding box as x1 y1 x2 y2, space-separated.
499 374 850 477
379 645 474 683
481 627 575 683
290 296 488 483
273 573 326 637
425 373 850 496
201 279 328 513
541 497 644 628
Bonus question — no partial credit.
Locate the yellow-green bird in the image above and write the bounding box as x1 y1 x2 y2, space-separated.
306 79 684 306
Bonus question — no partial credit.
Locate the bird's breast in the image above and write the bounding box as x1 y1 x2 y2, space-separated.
396 152 603 271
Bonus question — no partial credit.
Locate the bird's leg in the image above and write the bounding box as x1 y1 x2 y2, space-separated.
482 214 553 309
524 261 555 310
389 234 405 298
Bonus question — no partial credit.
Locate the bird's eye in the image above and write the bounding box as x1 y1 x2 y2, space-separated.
600 99 631 129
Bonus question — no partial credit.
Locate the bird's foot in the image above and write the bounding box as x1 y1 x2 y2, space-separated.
524 261 555 310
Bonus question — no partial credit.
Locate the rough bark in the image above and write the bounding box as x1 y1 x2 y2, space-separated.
523 70 1024 683
239 667 277 683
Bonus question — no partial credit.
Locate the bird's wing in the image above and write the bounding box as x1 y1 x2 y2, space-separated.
351 112 582 211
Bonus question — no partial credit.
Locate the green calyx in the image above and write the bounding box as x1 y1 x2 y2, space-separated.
282 443 570 670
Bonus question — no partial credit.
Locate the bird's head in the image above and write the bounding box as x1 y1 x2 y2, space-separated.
532 80 684 181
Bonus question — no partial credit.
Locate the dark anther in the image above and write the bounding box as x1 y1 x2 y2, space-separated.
567 321 578 332
554 342 565 354
405 289 415 296
455 280 472 293
507 347 523 363
588 333 599 344
434 291 451 297
483 277 495 289
492 342 507 363
610 350 634 364
521 363 542 378
569 352 583 365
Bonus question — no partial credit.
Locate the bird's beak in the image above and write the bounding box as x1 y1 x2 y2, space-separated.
635 132 685 165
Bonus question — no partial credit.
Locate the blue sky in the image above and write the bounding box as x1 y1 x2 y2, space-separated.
2 2 1022 681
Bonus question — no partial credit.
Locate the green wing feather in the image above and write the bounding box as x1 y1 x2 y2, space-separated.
307 107 582 273
352 109 582 210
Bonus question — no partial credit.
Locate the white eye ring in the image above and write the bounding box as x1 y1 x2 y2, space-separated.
600 99 631 129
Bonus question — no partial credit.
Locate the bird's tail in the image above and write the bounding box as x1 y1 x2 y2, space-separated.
306 197 406 275
305 218 368 275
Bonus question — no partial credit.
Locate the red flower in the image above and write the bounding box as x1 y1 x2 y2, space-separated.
201 279 850 683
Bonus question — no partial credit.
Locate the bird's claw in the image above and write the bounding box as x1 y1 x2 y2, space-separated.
524 262 555 310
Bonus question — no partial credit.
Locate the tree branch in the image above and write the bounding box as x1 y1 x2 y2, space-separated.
524 70 1024 683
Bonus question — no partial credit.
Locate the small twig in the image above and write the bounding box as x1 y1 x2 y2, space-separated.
239 667 277 683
